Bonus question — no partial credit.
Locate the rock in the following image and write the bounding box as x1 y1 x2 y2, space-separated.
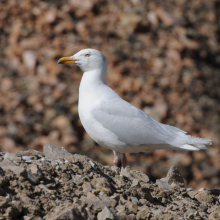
99 195 117 208
209 213 214 220
187 190 198 199
0 187 4 196
82 182 93 194
160 165 185 188
127 201 138 213
170 182 181 189
2 165 27 178
11 200 22 216
139 199 149 206
121 167 149 183
97 206 115 220
130 197 139 204
16 151 37 160
27 171 40 185
126 213 136 220
209 212 220 220
0 167 4 176
22 155 35 161
0 196 11 207
2 151 39 164
30 217 42 220
195 190 214 203
111 194 120 202
38 184 56 195
91 177 113 195
136 186 154 202
27 150 44 159
131 179 140 187
4 207 14 218
72 175 84 185
156 191 168 203
3 153 17 161
116 212 127 219
116 204 125 213
46 204 88 220
56 206 88 220
0 176 9 187
151 209 162 216
82 192 103 212
28 164 43 180
0 158 17 167
156 179 172 190
4 200 22 219
137 206 152 219
43 143 75 161
199 206 208 211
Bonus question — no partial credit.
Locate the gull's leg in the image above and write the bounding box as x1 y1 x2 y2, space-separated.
121 153 127 172
113 151 119 167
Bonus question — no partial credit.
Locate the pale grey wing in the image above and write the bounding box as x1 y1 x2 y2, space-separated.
91 96 186 146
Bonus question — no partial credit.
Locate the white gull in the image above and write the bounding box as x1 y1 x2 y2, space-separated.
58 49 212 171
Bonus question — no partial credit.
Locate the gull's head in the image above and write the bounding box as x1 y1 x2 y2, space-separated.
58 49 107 72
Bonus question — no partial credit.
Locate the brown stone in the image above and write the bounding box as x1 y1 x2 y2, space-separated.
156 179 173 190
121 166 149 183
127 201 138 213
99 195 117 208
0 158 17 167
195 190 214 204
28 164 43 180
160 165 185 188
2 165 27 178
97 206 115 220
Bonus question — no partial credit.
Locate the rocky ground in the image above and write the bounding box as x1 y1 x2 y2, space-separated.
0 0 220 189
0 144 219 220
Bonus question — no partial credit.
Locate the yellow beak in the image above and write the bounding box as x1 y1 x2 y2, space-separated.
57 56 77 64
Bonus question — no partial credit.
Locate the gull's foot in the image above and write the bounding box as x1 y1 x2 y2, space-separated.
121 153 127 172
113 151 119 167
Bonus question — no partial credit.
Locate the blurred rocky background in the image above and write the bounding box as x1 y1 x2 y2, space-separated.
0 0 219 189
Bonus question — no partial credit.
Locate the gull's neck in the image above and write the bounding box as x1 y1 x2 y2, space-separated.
79 68 108 108
80 68 107 91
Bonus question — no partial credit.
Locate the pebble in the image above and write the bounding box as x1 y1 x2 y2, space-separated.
27 171 39 185
160 165 185 188
55 165 61 170
22 156 35 161
97 206 115 220
131 179 140 187
89 160 95 168
131 197 139 204
28 164 43 179
156 179 172 190
2 165 27 178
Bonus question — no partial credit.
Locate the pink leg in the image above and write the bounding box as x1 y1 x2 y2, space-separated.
121 153 127 172
113 151 119 167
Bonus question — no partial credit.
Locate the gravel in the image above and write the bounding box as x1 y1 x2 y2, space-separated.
0 144 219 219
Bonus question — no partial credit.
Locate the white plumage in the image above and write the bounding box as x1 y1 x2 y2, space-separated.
58 49 212 171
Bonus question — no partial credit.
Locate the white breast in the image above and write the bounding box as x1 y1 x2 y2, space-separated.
79 101 126 152
78 72 125 152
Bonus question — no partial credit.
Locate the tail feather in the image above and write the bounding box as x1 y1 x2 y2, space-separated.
187 136 212 148
178 136 212 152
181 144 202 151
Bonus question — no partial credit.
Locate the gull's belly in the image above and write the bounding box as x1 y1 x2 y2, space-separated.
78 110 157 153
79 109 126 152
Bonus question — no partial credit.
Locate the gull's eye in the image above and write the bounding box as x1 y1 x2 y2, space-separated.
85 54 90 57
